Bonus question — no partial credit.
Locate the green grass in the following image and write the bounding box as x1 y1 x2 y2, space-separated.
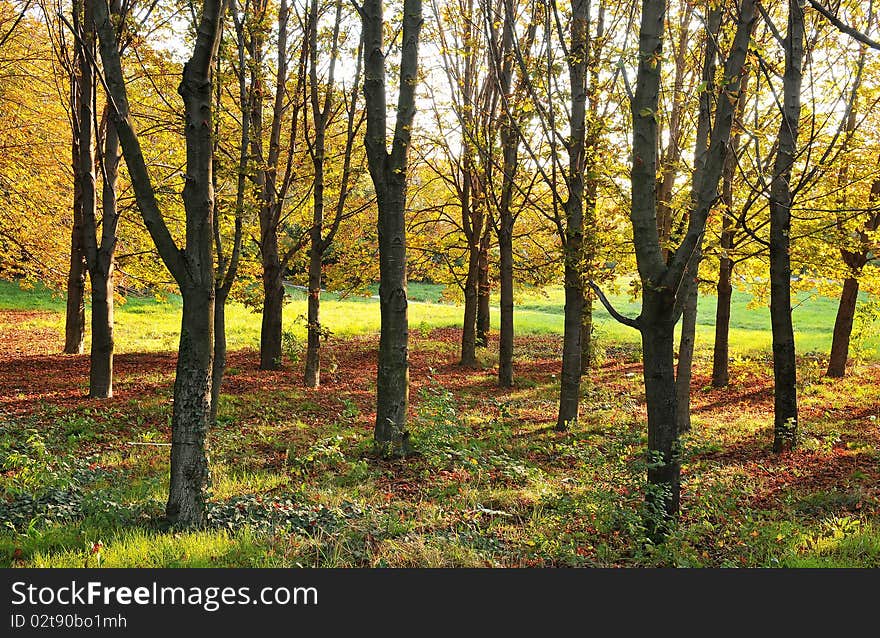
2 279 877 359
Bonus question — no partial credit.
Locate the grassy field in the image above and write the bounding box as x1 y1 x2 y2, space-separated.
0 280 878 568
3 279 877 359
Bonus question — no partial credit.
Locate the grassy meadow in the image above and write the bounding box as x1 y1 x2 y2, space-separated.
0 278 878 568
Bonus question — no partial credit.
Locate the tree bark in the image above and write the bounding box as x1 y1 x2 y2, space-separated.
260 240 284 370
768 0 804 453
674 282 696 433
556 0 590 431
210 290 227 425
64 173 86 354
304 245 322 386
826 276 859 378
95 0 225 527
621 0 755 538
712 231 733 387
64 0 86 356
362 0 421 454
460 241 479 366
476 221 491 348
88 104 121 399
673 4 722 433
497 215 514 387
641 290 680 536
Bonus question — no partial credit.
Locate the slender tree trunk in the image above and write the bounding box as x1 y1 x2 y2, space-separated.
304 243 323 386
580 299 593 372
211 290 227 425
89 109 120 399
477 222 491 348
89 267 114 398
64 0 86 356
461 245 480 366
675 283 697 433
673 5 722 433
769 0 803 453
64 195 86 354
78 0 117 399
497 219 514 387
556 0 589 431
826 276 859 377
712 240 733 387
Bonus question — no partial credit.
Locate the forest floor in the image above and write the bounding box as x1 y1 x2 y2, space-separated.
1 290 879 567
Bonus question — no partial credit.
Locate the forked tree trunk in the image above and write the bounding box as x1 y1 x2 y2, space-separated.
362 0 421 454
95 0 224 527
613 0 754 539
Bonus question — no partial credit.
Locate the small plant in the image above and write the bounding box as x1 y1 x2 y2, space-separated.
280 330 305 365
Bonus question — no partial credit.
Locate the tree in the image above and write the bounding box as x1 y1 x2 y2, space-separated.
94 0 226 526
360 0 422 453
248 0 309 371
597 0 756 536
211 0 251 424
767 0 804 452
303 0 364 387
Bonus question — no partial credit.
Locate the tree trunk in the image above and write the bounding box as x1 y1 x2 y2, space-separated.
362 0 421 454
89 267 114 398
712 244 733 387
769 0 803 453
826 276 858 378
260 247 283 370
374 175 410 451
556 0 589 431
304 244 323 386
64 203 86 355
477 223 491 348
167 286 213 526
89 107 121 400
580 298 593 373
460 244 479 366
641 290 680 539
95 0 223 528
497 220 514 387
675 282 697 433
557 257 583 429
210 289 227 425
64 0 86 356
